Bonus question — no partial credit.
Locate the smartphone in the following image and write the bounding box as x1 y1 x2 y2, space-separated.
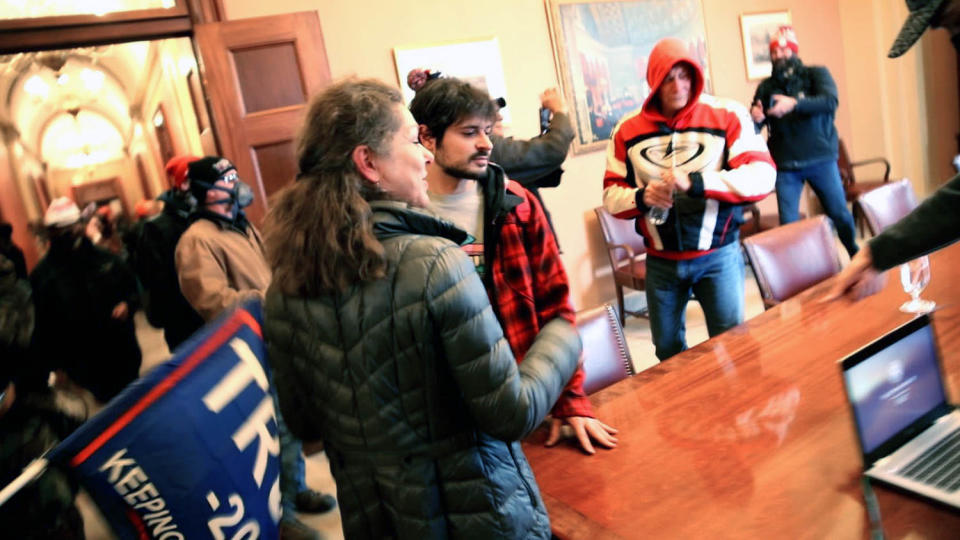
539 107 551 134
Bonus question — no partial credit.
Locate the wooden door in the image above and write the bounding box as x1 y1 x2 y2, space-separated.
194 11 331 225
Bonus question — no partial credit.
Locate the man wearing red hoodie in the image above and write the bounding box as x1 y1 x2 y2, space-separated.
603 38 776 360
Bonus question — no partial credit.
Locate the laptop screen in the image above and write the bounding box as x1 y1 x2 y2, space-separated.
842 319 946 455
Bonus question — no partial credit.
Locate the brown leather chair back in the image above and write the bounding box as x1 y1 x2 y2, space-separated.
837 138 856 187
594 206 648 322
838 138 891 199
856 178 918 236
595 206 646 270
578 303 636 395
742 216 842 309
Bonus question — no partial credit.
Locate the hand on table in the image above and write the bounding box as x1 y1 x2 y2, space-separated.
545 416 618 455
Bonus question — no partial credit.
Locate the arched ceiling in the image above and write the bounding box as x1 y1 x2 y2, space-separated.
41 109 126 168
0 41 153 159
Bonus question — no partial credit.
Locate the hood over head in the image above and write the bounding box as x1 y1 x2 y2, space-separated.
642 37 704 118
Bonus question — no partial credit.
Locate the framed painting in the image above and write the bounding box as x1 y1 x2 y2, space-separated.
546 0 713 153
739 10 792 80
393 36 512 124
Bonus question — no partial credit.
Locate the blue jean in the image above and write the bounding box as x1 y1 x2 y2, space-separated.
272 389 307 520
775 159 858 257
645 242 745 361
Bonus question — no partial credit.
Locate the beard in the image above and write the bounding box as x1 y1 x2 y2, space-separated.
772 56 803 83
440 163 486 180
436 151 490 180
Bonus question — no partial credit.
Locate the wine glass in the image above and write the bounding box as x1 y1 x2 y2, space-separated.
899 256 935 313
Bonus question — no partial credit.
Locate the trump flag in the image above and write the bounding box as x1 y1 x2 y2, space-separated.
47 300 281 539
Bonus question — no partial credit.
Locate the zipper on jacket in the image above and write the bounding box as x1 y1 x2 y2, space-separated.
669 131 685 252
507 441 541 510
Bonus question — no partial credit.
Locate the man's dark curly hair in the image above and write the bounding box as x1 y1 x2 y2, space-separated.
409 77 497 143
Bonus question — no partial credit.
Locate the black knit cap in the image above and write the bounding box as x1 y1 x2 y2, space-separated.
187 156 237 199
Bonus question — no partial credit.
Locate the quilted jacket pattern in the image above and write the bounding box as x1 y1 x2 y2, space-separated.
264 201 580 539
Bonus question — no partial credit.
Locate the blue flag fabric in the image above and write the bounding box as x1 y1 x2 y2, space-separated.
47 300 281 540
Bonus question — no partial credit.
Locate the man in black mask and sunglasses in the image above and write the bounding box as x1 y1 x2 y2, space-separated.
175 156 335 540
176 156 262 322
750 25 859 259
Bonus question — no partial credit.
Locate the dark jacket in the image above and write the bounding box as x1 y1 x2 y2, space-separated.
0 255 38 390
870 173 960 270
0 241 27 281
264 201 579 539
490 112 574 186
0 392 84 539
490 112 575 242
30 238 141 403
132 195 204 350
753 62 839 170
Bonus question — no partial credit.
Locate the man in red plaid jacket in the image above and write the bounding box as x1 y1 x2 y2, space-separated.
411 78 618 454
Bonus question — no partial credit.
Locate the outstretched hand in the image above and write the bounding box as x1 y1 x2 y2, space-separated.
823 245 888 302
540 88 567 115
545 416 618 455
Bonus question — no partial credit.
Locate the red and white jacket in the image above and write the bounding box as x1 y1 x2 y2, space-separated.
603 38 775 259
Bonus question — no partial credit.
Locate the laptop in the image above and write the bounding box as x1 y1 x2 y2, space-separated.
839 313 960 510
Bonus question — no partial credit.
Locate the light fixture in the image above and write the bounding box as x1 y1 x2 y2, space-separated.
153 110 164 127
178 57 195 76
57 73 69 85
24 74 50 99
80 68 105 92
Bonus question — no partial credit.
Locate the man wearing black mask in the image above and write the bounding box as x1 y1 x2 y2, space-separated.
174 156 334 540
175 156 264 321
132 156 205 350
750 25 859 258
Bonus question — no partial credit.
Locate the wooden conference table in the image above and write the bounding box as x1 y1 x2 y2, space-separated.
524 243 960 539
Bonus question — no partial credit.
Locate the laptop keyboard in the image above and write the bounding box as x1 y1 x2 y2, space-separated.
900 429 960 492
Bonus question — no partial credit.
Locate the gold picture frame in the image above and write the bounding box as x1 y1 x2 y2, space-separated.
545 0 713 154
739 10 792 81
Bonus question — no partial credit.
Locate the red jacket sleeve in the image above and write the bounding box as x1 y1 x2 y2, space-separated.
520 185 594 418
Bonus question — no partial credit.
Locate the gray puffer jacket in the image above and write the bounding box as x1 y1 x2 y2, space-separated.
264 201 580 539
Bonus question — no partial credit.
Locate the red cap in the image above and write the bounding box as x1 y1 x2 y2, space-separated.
769 26 799 55
164 155 201 189
135 200 154 219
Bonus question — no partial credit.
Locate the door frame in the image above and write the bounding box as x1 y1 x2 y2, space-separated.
0 0 225 54
0 0 227 270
